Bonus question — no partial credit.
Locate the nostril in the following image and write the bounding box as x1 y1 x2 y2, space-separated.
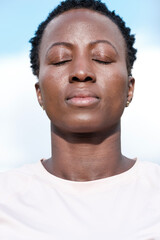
85 76 93 82
71 76 80 82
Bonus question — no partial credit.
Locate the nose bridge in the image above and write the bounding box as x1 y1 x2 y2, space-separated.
69 51 96 83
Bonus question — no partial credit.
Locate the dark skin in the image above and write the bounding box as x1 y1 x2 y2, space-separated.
35 9 135 181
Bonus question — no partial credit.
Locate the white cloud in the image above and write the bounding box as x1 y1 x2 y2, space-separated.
0 48 160 171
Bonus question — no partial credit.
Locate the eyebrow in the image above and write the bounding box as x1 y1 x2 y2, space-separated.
46 42 73 56
46 40 118 55
90 40 118 55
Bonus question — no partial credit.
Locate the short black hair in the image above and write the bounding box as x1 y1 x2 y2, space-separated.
29 0 137 77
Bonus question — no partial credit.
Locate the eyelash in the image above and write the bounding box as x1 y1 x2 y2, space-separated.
52 60 72 66
92 59 112 64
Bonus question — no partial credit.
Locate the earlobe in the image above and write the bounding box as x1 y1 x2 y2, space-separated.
35 82 44 109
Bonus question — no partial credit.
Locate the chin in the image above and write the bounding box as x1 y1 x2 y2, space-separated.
50 110 121 135
66 113 103 132
52 117 115 135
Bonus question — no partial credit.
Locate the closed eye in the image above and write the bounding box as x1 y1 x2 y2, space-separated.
52 59 72 66
92 59 112 64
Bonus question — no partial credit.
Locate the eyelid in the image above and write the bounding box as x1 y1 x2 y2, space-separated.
47 48 72 65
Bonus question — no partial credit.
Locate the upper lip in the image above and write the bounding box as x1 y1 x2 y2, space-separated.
66 90 100 100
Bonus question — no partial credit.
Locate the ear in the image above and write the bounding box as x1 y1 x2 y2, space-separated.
127 76 135 104
35 82 43 108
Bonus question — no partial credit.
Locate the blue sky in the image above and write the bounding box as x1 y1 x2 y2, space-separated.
0 0 160 56
0 1 160 170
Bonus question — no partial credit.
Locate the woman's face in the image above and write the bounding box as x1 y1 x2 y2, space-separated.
36 9 134 133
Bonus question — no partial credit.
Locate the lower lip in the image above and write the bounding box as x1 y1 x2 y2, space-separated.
66 97 100 107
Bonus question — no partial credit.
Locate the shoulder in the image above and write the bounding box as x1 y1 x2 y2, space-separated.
0 161 39 202
137 160 160 189
138 160 160 174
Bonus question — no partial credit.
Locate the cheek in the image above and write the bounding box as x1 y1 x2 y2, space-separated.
100 64 128 112
103 64 128 95
39 68 67 116
39 67 66 100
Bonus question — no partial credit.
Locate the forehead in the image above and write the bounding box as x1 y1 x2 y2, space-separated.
40 9 126 55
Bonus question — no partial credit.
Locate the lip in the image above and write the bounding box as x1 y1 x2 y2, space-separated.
65 90 100 107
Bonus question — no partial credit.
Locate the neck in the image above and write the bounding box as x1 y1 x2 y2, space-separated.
43 123 134 181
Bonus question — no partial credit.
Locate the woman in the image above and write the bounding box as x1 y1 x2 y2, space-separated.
0 0 160 239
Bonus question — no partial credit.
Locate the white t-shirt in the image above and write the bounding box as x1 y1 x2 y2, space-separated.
0 159 160 240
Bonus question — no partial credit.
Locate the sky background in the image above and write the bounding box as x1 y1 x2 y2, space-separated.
0 0 160 171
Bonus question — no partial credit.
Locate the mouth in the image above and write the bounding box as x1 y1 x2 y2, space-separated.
66 90 100 107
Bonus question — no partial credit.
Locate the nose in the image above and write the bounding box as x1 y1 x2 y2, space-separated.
69 57 96 83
